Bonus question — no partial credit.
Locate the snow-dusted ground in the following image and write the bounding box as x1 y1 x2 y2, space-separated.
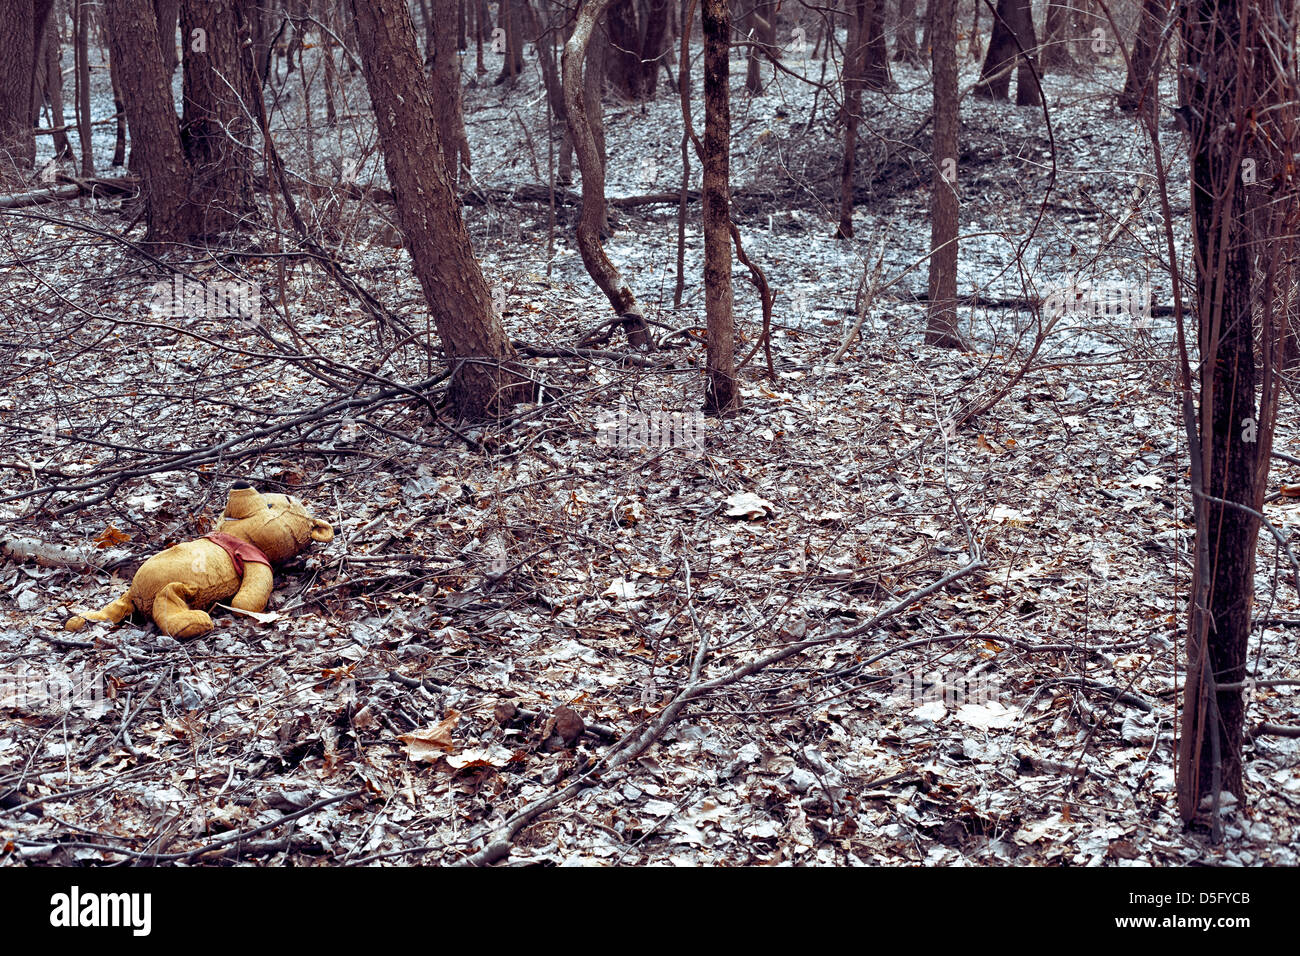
2 30 1296 865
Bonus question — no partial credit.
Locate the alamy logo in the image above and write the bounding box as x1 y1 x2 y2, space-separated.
1042 281 1151 322
49 887 151 936
1 664 107 717
149 275 260 325
594 400 705 456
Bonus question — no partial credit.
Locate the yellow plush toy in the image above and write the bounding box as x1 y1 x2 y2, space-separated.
66 481 334 639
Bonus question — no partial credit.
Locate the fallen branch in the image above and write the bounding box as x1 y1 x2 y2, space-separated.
1254 723 1300 738
0 536 129 571
0 174 136 210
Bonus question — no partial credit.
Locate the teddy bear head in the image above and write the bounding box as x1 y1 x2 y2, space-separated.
217 481 334 563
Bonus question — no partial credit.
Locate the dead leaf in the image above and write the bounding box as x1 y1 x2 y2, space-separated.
220 605 283 625
724 491 776 520
94 525 131 548
398 710 460 762
444 746 514 770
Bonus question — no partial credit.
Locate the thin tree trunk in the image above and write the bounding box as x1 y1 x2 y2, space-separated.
562 0 652 348
744 0 776 94
530 0 574 183
585 16 608 187
428 0 471 180
925 0 962 349
180 0 257 236
893 0 921 63
836 0 866 238
496 0 525 84
1117 0 1165 114
1041 0 1077 71
861 0 891 89
30 1 53 127
1175 0 1271 822
606 0 642 99
322 5 338 125
76 0 94 176
973 0 1038 105
1012 0 1040 105
348 0 528 418
966 0 980 59
701 0 738 414
42 15 71 159
640 0 669 97
104 0 200 240
475 0 486 74
108 31 127 166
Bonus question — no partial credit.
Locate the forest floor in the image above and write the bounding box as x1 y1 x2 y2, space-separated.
1 37 1298 866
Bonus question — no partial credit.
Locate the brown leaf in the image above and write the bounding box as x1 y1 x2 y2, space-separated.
1108 839 1139 860
398 710 460 762
94 525 131 549
554 706 585 746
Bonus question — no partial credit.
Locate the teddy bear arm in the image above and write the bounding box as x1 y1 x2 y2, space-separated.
230 562 275 613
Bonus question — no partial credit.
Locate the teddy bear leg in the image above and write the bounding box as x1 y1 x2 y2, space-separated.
151 583 214 639
66 592 135 631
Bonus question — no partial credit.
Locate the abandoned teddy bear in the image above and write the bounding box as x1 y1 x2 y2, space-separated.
65 481 334 639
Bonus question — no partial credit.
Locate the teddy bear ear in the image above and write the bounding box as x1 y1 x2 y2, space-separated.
231 480 252 490
310 519 334 543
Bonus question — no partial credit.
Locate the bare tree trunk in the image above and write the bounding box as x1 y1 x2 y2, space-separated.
0 0 43 171
1040 0 1077 71
562 0 653 348
530 0 574 183
76 0 94 175
108 28 128 167
104 0 199 240
925 0 962 348
154 0 180 76
835 0 866 238
29 2 53 126
180 0 257 235
893 0 921 63
1175 0 1280 823
496 0 525 84
474 0 486 75
427 0 471 180
973 0 1039 105
41 14 71 159
639 0 669 97
348 0 528 418
1117 0 1164 114
586 18 608 177
321 2 338 125
249 0 275 86
606 0 643 99
966 0 981 59
701 0 738 414
1012 0 1040 105
861 0 891 89
744 0 776 94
